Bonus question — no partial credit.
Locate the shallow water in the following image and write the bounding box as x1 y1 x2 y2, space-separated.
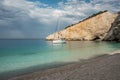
0 40 120 74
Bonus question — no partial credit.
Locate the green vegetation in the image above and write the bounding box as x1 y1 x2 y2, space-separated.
65 10 108 29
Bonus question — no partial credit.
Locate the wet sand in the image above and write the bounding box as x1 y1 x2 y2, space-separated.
8 51 120 80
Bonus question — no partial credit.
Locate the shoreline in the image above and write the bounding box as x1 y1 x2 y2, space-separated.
7 50 120 80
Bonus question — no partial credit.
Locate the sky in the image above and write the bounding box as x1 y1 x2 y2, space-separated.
0 0 120 39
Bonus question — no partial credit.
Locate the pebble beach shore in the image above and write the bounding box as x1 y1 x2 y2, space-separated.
8 51 120 80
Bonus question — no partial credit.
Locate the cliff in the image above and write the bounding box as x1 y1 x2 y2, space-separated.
103 12 120 41
46 11 118 41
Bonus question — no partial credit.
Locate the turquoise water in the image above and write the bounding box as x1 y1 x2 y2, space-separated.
0 40 120 74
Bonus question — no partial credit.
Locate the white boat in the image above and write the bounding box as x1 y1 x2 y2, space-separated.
52 8 66 44
52 15 66 44
53 39 66 44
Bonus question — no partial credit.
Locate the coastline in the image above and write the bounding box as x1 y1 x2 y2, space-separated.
8 50 120 80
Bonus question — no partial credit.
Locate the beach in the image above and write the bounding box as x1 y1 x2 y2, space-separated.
8 51 120 80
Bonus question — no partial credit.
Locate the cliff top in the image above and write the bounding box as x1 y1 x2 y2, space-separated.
65 10 108 29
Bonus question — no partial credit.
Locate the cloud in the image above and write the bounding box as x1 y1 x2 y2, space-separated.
0 0 119 38
0 0 51 38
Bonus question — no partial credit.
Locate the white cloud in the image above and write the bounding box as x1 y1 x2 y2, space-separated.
3 0 119 24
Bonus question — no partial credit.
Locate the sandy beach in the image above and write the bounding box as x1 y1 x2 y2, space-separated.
8 51 120 80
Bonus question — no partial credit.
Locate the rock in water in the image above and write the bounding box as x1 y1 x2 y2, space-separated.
46 11 118 41
103 12 120 41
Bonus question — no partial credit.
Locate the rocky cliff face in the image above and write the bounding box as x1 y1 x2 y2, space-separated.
103 12 120 41
46 11 118 41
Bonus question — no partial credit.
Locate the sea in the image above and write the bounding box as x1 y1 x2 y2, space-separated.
0 39 120 79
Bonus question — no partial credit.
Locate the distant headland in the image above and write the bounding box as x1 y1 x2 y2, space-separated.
46 10 120 41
